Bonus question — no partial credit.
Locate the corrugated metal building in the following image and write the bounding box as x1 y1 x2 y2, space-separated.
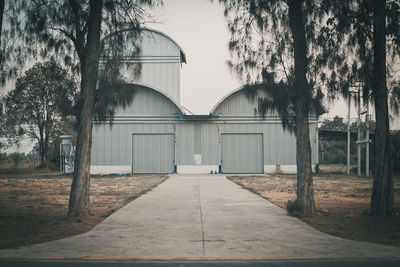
90 29 319 174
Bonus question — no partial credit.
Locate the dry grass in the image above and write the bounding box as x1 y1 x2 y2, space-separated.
0 159 55 174
228 174 400 247
0 174 168 249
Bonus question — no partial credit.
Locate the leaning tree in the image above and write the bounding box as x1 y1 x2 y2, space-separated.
220 0 330 216
23 0 161 217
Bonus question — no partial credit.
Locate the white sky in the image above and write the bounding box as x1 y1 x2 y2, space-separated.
3 0 399 156
151 0 239 115
150 1 400 129
150 0 368 120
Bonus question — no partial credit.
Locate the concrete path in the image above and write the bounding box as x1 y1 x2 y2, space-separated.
0 174 399 260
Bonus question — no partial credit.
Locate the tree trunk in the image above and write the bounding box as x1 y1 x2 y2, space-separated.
370 0 394 216
0 0 4 50
68 0 103 218
39 126 46 166
288 0 315 216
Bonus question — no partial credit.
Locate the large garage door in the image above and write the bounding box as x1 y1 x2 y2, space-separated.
132 134 174 173
221 133 263 173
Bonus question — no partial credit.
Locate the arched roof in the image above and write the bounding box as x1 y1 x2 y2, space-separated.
210 83 327 116
101 28 186 64
142 28 187 64
125 82 185 115
210 84 251 114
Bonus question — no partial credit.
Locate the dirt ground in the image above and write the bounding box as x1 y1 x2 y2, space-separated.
228 174 400 247
0 174 168 249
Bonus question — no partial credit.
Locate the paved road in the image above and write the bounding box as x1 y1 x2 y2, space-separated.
0 174 399 260
1 259 400 267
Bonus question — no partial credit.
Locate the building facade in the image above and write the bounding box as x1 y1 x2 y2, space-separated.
90 29 319 174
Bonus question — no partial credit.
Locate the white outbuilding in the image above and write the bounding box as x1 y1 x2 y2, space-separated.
90 29 320 174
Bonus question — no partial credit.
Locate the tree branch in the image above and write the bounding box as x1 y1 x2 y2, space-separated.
68 0 85 59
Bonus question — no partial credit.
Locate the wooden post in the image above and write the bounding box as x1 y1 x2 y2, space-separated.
347 94 351 174
366 102 370 177
357 87 361 177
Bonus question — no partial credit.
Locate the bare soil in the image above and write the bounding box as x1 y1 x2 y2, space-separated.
0 174 168 249
228 174 400 247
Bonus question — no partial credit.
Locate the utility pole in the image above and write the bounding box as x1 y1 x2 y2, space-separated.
366 102 370 177
347 94 351 175
357 87 361 177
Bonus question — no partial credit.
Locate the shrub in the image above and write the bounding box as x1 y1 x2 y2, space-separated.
10 153 21 166
287 199 302 215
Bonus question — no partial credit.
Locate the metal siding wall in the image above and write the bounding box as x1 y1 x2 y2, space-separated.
132 134 174 173
91 126 100 164
92 121 318 169
174 123 220 166
175 124 195 165
194 124 201 154
140 31 180 57
114 86 181 115
117 31 182 105
137 63 180 104
309 122 318 164
91 123 175 166
221 133 263 173
212 88 319 166
214 91 252 115
218 123 297 166
201 124 219 165
214 90 278 116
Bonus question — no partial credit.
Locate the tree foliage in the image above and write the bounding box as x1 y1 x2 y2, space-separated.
20 0 161 217
317 0 398 215
0 1 27 87
220 0 329 216
320 116 347 131
319 116 355 165
317 0 400 108
220 0 325 117
3 61 76 166
23 0 159 76
22 1 161 123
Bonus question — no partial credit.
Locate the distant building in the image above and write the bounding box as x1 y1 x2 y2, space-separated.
90 29 320 174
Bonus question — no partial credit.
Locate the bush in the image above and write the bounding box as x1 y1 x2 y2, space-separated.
10 153 22 166
287 199 302 215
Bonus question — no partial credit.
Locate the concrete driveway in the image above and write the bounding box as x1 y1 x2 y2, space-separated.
0 174 399 260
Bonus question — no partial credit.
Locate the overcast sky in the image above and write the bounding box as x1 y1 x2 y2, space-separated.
151 0 239 115
150 0 368 122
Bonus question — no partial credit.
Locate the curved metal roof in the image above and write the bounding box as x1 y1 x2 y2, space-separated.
129 82 185 115
142 28 187 64
101 28 187 64
210 84 250 114
210 83 328 116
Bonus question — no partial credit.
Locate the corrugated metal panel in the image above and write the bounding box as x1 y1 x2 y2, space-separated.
310 123 318 164
119 63 181 104
91 121 318 168
212 88 318 120
114 30 182 105
91 123 175 166
174 123 221 166
114 86 181 115
200 124 220 165
175 123 195 165
140 31 181 57
221 133 263 173
132 134 174 173
213 90 278 116
219 123 298 165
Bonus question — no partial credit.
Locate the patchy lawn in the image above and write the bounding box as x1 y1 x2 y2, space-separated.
0 174 168 249
228 174 400 247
